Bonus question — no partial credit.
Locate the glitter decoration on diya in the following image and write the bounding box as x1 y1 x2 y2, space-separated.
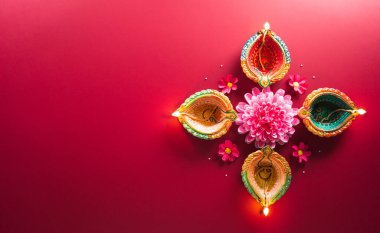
236 87 299 148
241 22 291 88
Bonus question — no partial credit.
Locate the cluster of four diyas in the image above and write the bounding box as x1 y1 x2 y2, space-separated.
171 23 366 215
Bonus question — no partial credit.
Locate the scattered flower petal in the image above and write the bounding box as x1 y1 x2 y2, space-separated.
218 140 239 162
289 74 308 94
292 142 312 163
218 74 238 94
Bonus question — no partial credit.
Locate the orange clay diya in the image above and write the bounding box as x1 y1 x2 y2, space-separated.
172 89 237 140
242 146 291 215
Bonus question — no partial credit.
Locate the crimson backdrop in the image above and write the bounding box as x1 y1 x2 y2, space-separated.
1 0 380 233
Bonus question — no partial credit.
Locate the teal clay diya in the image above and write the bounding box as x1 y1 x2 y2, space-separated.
298 88 366 137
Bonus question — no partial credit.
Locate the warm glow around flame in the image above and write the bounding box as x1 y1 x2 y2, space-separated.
263 207 269 216
172 111 180 117
358 109 366 115
264 22 270 30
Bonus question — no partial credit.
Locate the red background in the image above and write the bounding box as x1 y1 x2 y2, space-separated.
1 0 379 232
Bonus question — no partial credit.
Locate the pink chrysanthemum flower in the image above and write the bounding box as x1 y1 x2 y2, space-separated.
288 74 307 94
236 87 299 148
292 142 311 163
218 74 238 94
218 140 239 162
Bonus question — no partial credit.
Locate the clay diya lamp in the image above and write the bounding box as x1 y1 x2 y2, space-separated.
241 22 291 88
172 89 237 139
298 88 366 137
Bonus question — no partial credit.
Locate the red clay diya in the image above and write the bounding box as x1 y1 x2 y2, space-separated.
241 22 291 88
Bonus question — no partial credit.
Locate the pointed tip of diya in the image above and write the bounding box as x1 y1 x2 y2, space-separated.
172 111 180 117
264 22 270 30
263 206 270 216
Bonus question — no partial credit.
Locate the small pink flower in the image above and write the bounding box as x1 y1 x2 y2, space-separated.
288 74 307 94
292 142 311 163
218 74 238 94
236 87 299 148
218 140 239 162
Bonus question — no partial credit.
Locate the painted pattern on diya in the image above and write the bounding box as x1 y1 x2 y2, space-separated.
173 89 237 140
241 24 291 88
242 146 291 208
298 88 365 137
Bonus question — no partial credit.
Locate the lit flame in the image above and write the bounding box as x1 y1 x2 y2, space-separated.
358 109 366 115
263 207 269 216
172 111 180 117
264 22 270 30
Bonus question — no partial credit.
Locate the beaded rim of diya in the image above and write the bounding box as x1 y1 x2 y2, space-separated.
241 146 291 215
241 22 291 88
298 88 366 137
172 89 237 140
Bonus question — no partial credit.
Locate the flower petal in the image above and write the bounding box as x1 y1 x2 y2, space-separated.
218 147 226 155
263 87 271 93
236 102 247 113
235 86 298 148
222 88 231 94
303 151 311 157
276 89 285 96
232 76 238 83
252 87 261 95
228 156 236 162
